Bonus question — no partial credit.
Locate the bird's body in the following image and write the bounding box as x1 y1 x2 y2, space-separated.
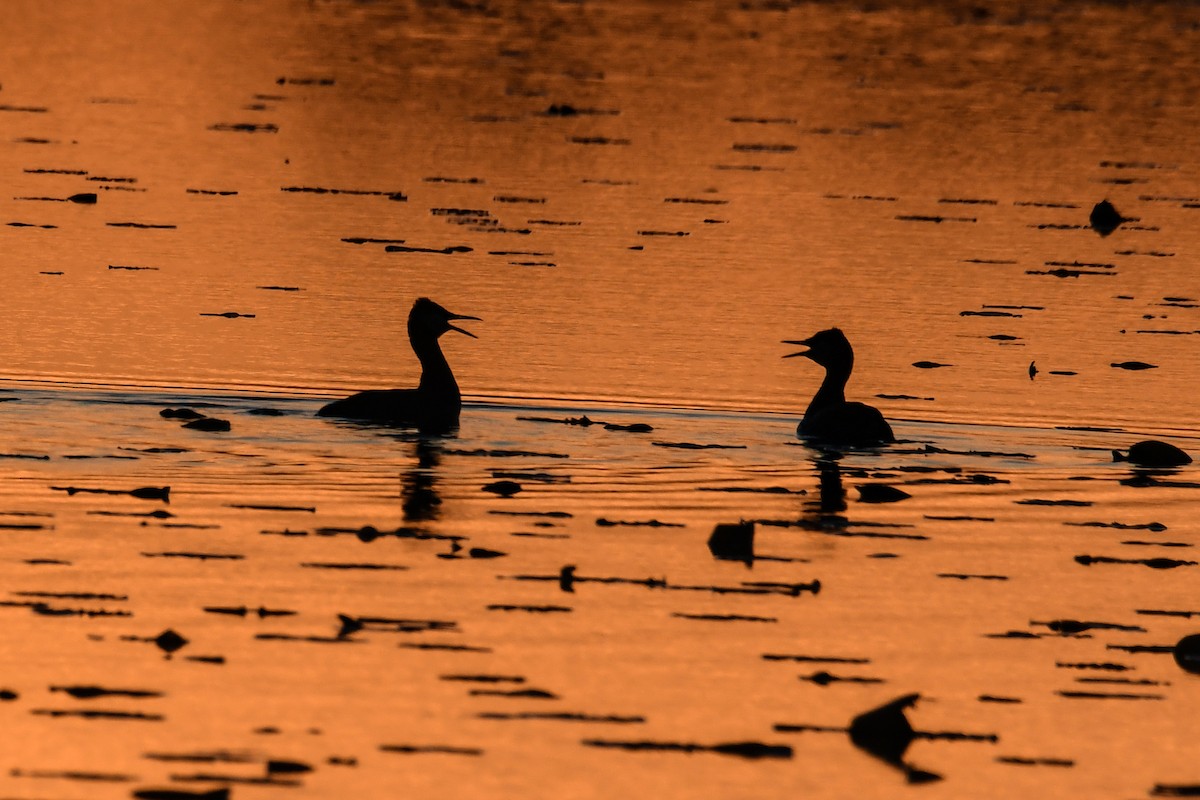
784 328 894 447
317 298 479 432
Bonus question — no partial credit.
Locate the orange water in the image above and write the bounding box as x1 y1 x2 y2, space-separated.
1 1 1200 798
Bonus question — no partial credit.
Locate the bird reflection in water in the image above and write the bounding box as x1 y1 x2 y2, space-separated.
401 437 444 522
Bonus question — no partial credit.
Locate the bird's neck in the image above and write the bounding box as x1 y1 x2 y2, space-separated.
806 362 850 418
412 335 459 399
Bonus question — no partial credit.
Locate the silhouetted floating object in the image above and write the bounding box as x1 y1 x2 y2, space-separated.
911 360 951 369
672 612 777 623
109 264 159 271
471 687 559 700
341 236 406 245
997 756 1074 767
107 221 176 229
937 573 1007 581
51 484 170 502
582 739 793 759
784 328 895 447
32 708 164 721
732 142 796 152
1107 643 1173 654
441 674 526 684
142 551 243 560
468 547 507 559
1172 634 1200 673
487 604 570 613
1138 608 1200 618
200 311 255 319
7 221 57 228
318 298 479 430
729 116 797 124
699 485 806 495
1026 266 1115 278
209 122 279 133
1111 361 1157 370
380 744 483 756
0 689 16 701
979 695 1022 704
1075 554 1196 569
596 518 684 528
1152 783 1200 797
1032 619 1145 634
651 441 745 450
1056 689 1164 700
482 480 522 497
300 562 408 571
1056 661 1132 672
856 484 910 503
186 188 238 195
803 670 884 686
1090 199 1125 235
281 185 405 200
1017 498 1091 507
1028 361 1037 379
479 711 644 723
230 503 315 512
50 684 161 699
1113 440 1191 467
204 605 295 618
847 693 918 764
569 135 630 145
605 422 652 432
895 214 975 223
31 602 129 617
939 197 998 205
707 521 754 564
247 407 285 415
160 407 204 420
155 629 188 655
183 417 231 432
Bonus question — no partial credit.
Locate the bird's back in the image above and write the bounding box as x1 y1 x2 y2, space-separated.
318 388 457 431
799 401 895 447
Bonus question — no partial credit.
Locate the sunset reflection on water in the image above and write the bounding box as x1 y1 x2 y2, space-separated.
1 1 1199 798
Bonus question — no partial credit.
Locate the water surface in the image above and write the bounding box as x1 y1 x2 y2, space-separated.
1 1 1200 798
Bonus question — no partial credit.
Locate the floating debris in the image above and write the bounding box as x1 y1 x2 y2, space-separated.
651 441 746 450
380 744 483 756
282 186 405 201
1075 555 1196 569
856 484 911 503
1111 361 1158 370
582 739 792 759
1113 440 1191 467
1089 199 1125 236
1173 634 1200 674
51 485 169 502
482 480 522 497
209 122 279 133
707 521 754 564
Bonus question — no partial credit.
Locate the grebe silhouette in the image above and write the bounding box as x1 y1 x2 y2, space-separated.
783 328 895 447
318 298 479 431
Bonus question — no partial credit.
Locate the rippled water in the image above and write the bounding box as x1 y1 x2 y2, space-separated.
2 1 1200 798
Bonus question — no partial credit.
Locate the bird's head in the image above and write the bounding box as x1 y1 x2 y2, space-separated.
409 297 481 340
782 327 854 369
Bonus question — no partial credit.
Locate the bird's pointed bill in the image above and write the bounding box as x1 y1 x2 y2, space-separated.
781 337 815 359
448 312 481 338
